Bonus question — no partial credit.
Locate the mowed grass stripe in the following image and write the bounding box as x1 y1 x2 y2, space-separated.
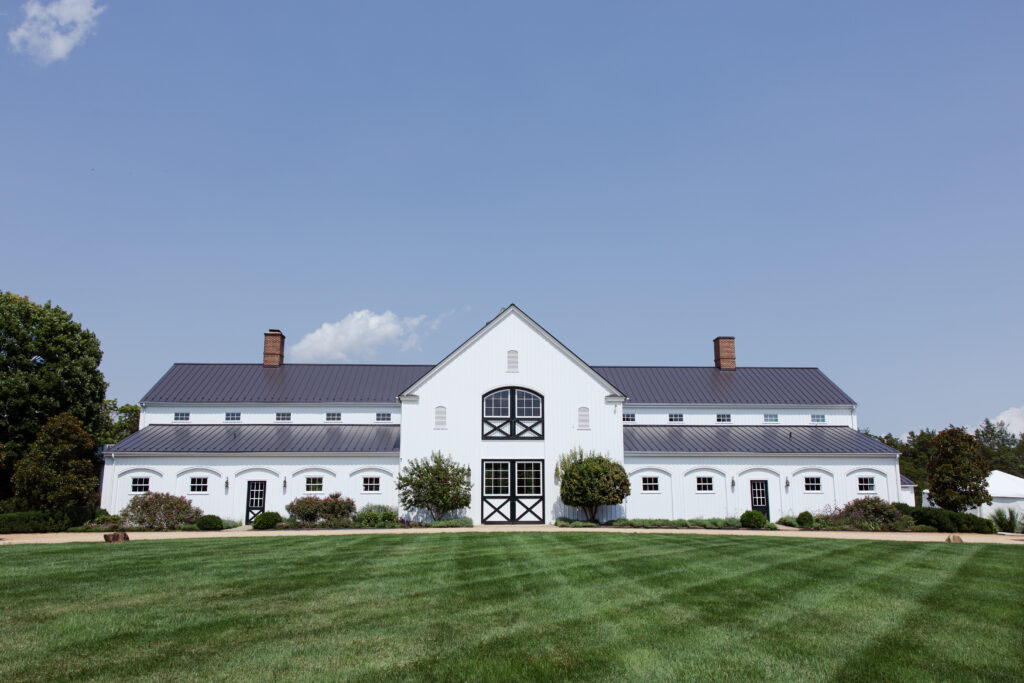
0 534 1021 681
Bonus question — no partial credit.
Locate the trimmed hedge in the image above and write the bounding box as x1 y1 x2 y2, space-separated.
430 517 473 528
251 512 283 530
894 503 995 534
196 515 224 531
0 510 72 533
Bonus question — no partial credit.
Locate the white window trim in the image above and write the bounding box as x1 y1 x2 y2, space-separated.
362 476 381 494
305 476 324 493
130 477 150 494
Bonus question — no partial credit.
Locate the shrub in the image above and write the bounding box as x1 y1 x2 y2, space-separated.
897 505 996 534
765 523 778 530
251 511 282 529
221 519 242 529
722 518 742 529
611 518 632 527
776 516 799 527
397 452 472 521
285 494 356 526
820 498 913 531
569 520 599 527
180 524 199 531
913 524 938 532
740 510 767 529
120 493 203 530
353 505 399 528
0 510 72 533
430 517 472 528
796 511 815 528
990 509 1020 533
555 448 630 523
196 515 224 531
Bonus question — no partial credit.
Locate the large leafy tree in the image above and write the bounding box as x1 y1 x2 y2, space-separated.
397 452 472 521
863 429 934 505
95 400 141 446
974 419 1022 478
11 413 99 510
0 293 106 497
926 427 992 512
555 448 630 523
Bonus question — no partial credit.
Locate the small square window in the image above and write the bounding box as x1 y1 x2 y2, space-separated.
363 476 380 492
811 414 826 424
276 412 291 422
716 414 731 424
326 412 342 422
696 476 714 492
225 412 240 422
190 477 208 493
804 476 821 492
764 413 779 424
376 413 391 423
306 476 323 493
173 412 190 422
131 477 149 493
623 413 636 423
669 413 684 423
641 476 659 492
858 476 875 492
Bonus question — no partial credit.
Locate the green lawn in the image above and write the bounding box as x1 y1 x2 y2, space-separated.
1 534 1022 681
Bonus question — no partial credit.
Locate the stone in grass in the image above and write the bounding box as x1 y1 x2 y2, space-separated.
103 532 130 543
945 534 964 543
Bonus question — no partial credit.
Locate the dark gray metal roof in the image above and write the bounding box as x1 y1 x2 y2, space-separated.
592 366 855 406
900 474 916 487
623 426 897 454
141 364 433 404
110 425 401 453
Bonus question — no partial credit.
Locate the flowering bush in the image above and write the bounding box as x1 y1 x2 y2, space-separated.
817 498 913 531
285 493 356 527
120 493 203 530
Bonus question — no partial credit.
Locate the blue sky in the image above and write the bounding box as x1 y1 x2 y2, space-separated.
2 1 1022 436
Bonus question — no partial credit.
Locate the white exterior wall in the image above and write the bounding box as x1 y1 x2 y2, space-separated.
101 454 399 521
621 454 901 521
399 310 624 524
140 404 399 428
622 406 856 428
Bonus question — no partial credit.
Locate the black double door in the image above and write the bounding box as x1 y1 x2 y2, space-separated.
749 480 770 520
481 460 544 524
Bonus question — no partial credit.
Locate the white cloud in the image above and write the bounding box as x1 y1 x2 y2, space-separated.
291 310 437 362
992 406 1024 435
9 0 104 65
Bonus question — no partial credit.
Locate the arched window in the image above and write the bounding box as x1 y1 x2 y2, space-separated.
434 405 447 429
578 407 590 430
507 350 519 373
482 387 543 439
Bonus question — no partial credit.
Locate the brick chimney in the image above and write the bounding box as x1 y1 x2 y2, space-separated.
713 336 735 370
263 329 285 367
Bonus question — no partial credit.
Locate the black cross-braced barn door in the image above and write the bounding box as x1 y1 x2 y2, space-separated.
481 460 544 523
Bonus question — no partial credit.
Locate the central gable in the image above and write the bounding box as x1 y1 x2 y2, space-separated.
400 305 624 399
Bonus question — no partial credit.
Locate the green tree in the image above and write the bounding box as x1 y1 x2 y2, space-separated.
0 293 106 497
974 419 1022 478
926 427 992 512
555 447 630 523
95 400 141 446
11 413 99 510
396 452 472 521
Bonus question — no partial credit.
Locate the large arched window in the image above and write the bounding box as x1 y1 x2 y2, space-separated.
482 387 544 439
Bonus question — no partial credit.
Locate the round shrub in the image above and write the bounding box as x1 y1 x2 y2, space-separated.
555 448 630 523
120 493 203 530
251 511 282 530
196 515 224 531
740 510 767 529
796 511 814 528
284 496 322 524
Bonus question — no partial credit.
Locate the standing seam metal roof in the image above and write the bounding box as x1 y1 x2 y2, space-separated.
592 366 855 405
623 426 896 454
110 424 401 453
140 363 855 406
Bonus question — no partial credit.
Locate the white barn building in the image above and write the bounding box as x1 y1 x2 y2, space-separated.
101 305 904 524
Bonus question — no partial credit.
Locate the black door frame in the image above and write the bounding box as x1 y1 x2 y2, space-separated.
749 479 770 520
246 480 267 523
481 459 545 524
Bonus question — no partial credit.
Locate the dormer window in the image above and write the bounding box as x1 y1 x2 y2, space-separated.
811 414 826 424
225 412 240 422
276 412 291 422
507 350 519 373
669 413 684 423
483 387 543 439
326 412 341 422
623 413 636 422
764 413 779 424
174 412 190 422
376 413 392 423
716 414 732 423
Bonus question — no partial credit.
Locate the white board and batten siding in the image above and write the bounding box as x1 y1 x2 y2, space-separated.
400 308 625 524
141 404 399 427
621 406 856 428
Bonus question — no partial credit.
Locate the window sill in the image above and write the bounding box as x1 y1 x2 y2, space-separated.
362 491 382 495
640 491 661 494
695 491 716 495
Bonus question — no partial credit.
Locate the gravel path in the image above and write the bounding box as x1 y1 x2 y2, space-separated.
3 525 1023 546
